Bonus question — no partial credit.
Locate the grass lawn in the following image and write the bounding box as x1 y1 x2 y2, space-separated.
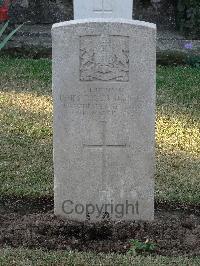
0 248 200 266
0 56 200 264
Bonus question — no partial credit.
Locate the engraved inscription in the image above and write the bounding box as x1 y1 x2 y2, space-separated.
60 87 132 119
60 87 147 120
80 35 129 82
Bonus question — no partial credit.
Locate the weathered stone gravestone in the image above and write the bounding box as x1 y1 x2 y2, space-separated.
74 0 133 19
52 1 156 222
52 19 156 221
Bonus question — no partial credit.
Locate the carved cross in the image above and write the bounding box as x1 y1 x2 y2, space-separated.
74 0 133 20
93 0 113 15
83 121 127 190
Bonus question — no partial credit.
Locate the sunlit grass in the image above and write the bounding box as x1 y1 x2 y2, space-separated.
0 91 52 139
157 107 200 156
0 57 53 196
0 56 199 204
155 66 200 204
156 106 200 203
0 91 52 114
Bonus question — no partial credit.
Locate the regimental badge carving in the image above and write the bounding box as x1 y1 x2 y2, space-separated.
80 35 129 82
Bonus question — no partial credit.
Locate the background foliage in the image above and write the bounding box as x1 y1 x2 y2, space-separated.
177 0 200 39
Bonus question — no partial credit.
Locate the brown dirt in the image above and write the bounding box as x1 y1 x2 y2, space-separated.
0 197 200 256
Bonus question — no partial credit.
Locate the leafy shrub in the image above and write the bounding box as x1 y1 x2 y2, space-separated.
0 21 24 50
177 0 200 39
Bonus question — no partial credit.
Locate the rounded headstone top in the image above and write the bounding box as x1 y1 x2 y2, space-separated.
52 19 156 31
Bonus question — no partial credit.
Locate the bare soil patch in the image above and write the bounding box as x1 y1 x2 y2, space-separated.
0 197 200 256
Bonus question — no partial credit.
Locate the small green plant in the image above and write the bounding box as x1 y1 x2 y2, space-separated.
185 54 200 68
0 21 24 51
128 239 156 255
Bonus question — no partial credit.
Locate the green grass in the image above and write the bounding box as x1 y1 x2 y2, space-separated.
156 67 200 204
0 248 200 266
0 56 200 204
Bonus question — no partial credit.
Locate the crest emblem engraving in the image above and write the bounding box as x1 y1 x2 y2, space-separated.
80 35 129 82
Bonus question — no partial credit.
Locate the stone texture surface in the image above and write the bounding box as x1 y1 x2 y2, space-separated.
74 0 133 19
52 19 156 221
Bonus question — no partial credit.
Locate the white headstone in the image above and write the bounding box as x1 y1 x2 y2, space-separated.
74 0 133 19
52 19 156 221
